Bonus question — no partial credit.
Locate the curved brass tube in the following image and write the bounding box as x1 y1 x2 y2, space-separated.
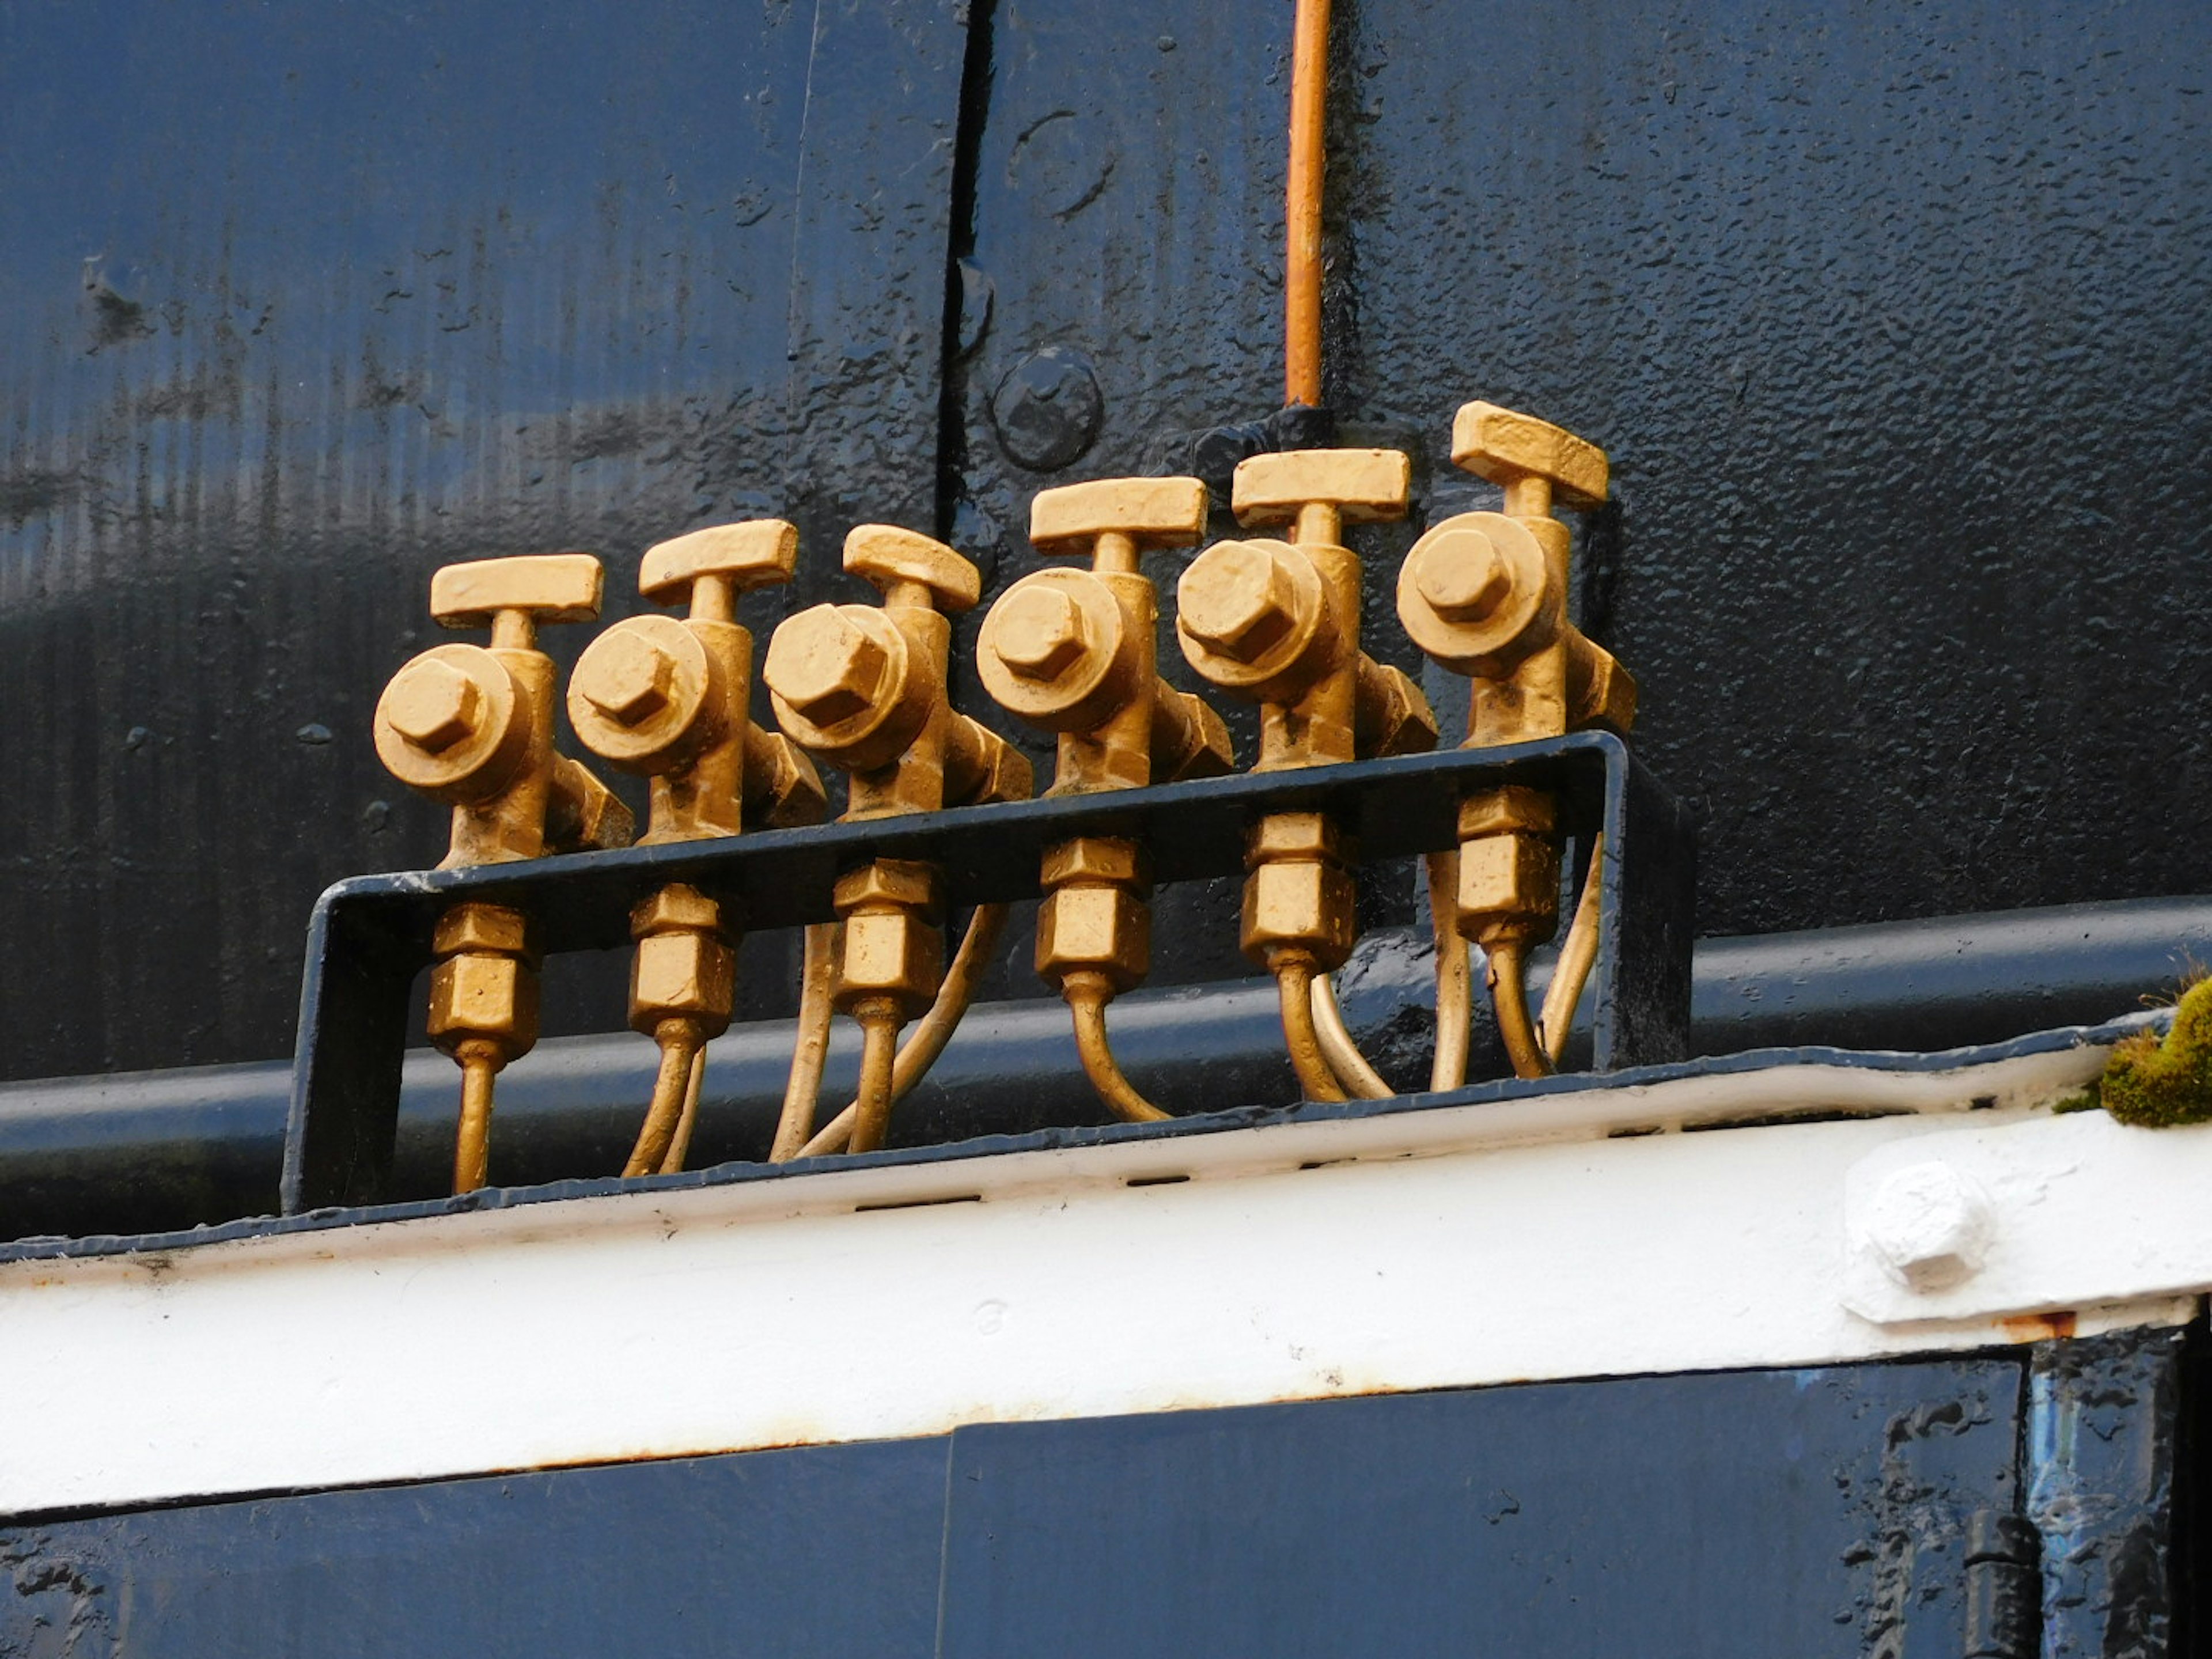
452 1040 504 1195
768 923 839 1162
1426 849 1470 1092
788 904 1009 1161
1063 969 1171 1123
624 1022 702 1177
846 1003 905 1155
1309 973 1392 1099
1275 955 1350 1103
1539 833 1605 1065
1487 942 1555 1081
658 1049 708 1176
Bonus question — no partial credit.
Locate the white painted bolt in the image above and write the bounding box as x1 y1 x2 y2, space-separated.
1858 1160 1995 1293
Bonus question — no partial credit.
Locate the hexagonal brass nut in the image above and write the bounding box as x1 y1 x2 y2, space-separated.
1455 786 1557 841
433 902 531 957
630 928 737 1027
1041 836 1147 888
762 604 892 727
630 884 725 936
1456 832 1562 943
834 859 943 918
1245 810 1347 866
1239 858 1358 971
1355 659 1440 759
385 656 482 752
1567 632 1639 736
1036 883 1150 993
835 910 944 1008
427 951 539 1053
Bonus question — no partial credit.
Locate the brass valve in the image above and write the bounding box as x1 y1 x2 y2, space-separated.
1395 402 1638 1081
1178 448 1438 774
1170 449 1439 1105
975 476 1237 1124
569 519 826 842
372 553 635 1192
978 476 1233 796
374 554 635 866
566 522 826 1177
762 525 1033 1153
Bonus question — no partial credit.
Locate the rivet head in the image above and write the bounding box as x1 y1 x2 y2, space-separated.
579 631 676 725
995 586 1090 681
1861 1161 1995 1293
1410 526 1510 622
1180 541 1297 662
385 657 482 753
763 607 888 726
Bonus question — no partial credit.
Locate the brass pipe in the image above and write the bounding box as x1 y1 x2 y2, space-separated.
1539 834 1605 1064
1285 0 1331 406
1309 972 1392 1099
1487 941 1555 1081
1426 849 1471 1092
659 1046 707 1175
770 922 839 1161
452 1040 504 1194
787 903 1009 1160
1064 969 1171 1123
847 1001 906 1155
1274 955 1350 1103
624 1022 703 1177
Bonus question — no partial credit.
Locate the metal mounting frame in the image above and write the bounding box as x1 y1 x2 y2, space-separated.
283 730 1695 1213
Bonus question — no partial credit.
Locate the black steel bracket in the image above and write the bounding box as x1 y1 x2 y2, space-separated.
282 731 1695 1214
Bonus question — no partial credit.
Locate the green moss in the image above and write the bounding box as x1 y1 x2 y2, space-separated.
2090 978 2212 1127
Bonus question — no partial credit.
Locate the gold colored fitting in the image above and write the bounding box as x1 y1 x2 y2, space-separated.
629 884 737 1037
373 552 635 867
1035 835 1152 995
1176 448 1438 772
1240 810 1359 972
1453 786 1562 950
832 859 946 1016
1397 402 1636 750
425 899 540 1193
979 475 1233 795
570 520 825 843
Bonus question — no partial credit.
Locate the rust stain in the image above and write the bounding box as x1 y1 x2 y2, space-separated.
2001 1310 2077 1342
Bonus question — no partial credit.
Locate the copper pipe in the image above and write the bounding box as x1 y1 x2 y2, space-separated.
452 1040 503 1194
1285 0 1331 406
1487 942 1555 1081
658 1049 707 1176
846 1003 905 1155
790 904 1009 1160
624 1024 701 1177
1309 972 1392 1099
1064 970 1172 1123
1426 849 1471 1091
1275 955 1350 1102
1540 834 1605 1064
769 922 839 1162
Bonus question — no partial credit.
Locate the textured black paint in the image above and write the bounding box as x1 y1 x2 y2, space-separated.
940 1358 2023 1658
0 0 968 1078
2 0 2209 1080
0 1438 951 1657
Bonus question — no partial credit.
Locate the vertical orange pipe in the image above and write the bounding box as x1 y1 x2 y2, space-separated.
1285 0 1331 407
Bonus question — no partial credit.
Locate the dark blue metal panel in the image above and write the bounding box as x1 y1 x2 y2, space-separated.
938 1360 2025 1659
0 1438 952 1658
0 0 969 1080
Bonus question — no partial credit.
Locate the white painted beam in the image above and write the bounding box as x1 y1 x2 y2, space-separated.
0 1039 2196 1517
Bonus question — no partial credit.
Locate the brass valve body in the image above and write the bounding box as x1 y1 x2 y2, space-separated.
569 520 825 843
763 525 1032 1156
1176 449 1437 978
979 474 1233 798
373 553 634 867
